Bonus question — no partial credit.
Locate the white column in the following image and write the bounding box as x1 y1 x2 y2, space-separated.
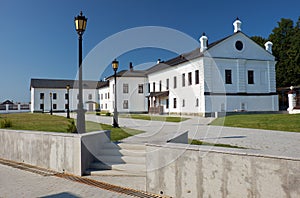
287 86 296 111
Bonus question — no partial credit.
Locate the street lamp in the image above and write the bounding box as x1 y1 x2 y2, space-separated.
50 93 53 115
66 85 70 119
42 95 44 113
74 11 87 133
112 59 119 128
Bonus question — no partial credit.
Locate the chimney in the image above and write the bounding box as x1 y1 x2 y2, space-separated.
264 41 273 54
129 62 133 71
199 32 208 52
233 17 242 33
157 59 161 64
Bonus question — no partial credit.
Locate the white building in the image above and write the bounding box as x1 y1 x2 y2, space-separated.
30 19 278 116
111 18 278 116
30 79 108 113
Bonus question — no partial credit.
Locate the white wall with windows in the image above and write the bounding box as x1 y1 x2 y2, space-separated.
107 76 148 113
31 87 99 113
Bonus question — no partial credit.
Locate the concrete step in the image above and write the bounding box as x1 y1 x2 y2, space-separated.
95 155 145 164
86 169 146 177
97 148 146 157
90 162 146 173
101 142 146 150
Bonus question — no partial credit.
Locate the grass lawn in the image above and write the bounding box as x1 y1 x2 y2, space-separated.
119 114 189 122
188 139 246 149
210 113 300 132
0 113 143 142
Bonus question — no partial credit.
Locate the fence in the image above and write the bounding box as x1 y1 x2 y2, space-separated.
0 103 30 113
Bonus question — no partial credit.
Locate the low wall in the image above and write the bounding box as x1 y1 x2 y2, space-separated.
146 143 300 198
0 129 110 176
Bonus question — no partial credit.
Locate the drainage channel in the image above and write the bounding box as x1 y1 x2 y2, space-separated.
0 158 169 198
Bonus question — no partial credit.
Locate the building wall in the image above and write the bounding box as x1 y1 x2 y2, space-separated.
31 88 99 112
148 59 205 114
109 77 148 113
98 86 111 112
146 143 300 198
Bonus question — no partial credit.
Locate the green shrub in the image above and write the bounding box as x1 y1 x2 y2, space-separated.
67 120 77 133
105 112 111 116
96 112 101 116
1 119 12 128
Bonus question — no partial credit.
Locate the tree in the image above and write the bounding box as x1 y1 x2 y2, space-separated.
251 36 267 48
269 17 300 87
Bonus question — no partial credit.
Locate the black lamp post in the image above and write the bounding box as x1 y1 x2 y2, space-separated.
74 11 87 133
112 59 119 128
50 92 53 115
42 95 44 113
66 85 70 119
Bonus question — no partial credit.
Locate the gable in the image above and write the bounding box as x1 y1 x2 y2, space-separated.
206 32 275 61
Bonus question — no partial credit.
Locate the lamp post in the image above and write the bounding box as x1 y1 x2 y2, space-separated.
74 11 87 133
66 85 70 119
42 95 44 113
112 59 119 128
50 93 53 115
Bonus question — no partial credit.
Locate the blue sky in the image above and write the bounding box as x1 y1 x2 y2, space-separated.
0 0 299 102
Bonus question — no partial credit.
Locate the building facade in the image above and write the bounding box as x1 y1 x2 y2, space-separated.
30 19 278 116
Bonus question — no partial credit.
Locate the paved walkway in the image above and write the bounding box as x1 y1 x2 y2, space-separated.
0 163 133 198
79 113 300 159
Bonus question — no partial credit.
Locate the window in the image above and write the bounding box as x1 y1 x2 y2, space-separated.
225 70 232 84
53 104 57 110
188 72 192 85
123 100 128 109
153 82 156 92
235 40 243 51
138 84 143 93
166 79 169 90
65 104 68 110
113 84 115 94
40 104 44 110
159 80 162 92
101 94 103 100
123 84 129 93
182 99 185 107
98 94 100 100
241 103 246 111
196 98 199 107
101 104 103 109
105 103 107 109
65 93 68 100
182 73 186 87
88 94 92 100
221 103 225 112
105 93 107 99
173 98 177 109
40 93 44 100
107 92 110 99
148 83 150 93
195 70 199 84
174 76 177 89
166 99 169 109
53 93 57 100
248 70 254 84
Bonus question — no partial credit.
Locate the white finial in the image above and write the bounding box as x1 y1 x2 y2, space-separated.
199 32 208 52
264 41 273 54
233 17 242 33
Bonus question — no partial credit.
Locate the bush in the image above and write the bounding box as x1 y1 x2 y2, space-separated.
67 120 77 133
105 112 111 116
96 112 101 116
1 119 12 128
